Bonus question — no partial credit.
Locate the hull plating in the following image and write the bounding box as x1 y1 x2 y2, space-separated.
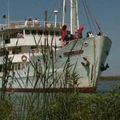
0 36 112 92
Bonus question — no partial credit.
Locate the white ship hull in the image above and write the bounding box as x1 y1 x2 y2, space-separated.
0 35 111 93
29 35 111 92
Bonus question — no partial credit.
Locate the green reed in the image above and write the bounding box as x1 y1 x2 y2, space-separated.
0 33 120 120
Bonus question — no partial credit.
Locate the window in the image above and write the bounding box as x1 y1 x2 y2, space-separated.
14 64 17 70
16 47 21 54
31 30 37 35
10 30 23 38
0 49 4 56
12 47 21 54
31 46 37 49
25 30 30 34
55 31 60 36
50 31 54 36
18 63 20 70
10 33 18 38
0 65 3 72
38 30 43 35
44 31 48 35
5 38 10 44
67 31 70 34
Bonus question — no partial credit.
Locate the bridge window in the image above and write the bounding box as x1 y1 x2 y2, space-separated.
5 38 10 44
25 30 30 34
10 33 17 38
31 30 37 35
38 30 43 35
44 31 48 35
10 30 23 38
50 31 54 36
55 31 60 36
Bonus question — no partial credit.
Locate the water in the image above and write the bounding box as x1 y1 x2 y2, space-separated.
97 80 120 92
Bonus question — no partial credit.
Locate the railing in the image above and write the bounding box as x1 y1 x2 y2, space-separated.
0 20 63 30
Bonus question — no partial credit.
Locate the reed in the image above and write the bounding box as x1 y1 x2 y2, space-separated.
47 92 120 120
0 34 119 120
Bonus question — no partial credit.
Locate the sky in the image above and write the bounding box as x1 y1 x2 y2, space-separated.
0 0 120 76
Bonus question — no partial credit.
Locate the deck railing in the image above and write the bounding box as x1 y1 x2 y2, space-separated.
0 20 63 30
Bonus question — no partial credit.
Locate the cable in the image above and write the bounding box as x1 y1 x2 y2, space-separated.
81 0 92 31
84 0 103 34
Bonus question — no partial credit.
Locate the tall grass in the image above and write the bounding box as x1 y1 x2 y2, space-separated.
0 33 79 119
47 91 120 120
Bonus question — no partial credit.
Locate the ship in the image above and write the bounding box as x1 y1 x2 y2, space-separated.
0 0 112 93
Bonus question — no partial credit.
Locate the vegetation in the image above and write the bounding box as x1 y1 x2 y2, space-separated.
0 34 120 120
0 98 16 120
1 90 120 120
47 92 120 120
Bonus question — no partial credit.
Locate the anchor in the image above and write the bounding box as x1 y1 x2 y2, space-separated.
101 63 109 72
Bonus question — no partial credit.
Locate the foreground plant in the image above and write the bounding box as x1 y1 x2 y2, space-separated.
0 98 16 120
47 92 120 120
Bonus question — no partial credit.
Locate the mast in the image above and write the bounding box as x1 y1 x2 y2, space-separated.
76 0 79 29
62 0 66 25
62 0 79 34
70 0 77 34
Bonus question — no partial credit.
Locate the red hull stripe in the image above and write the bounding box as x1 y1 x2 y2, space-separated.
63 50 84 57
0 87 96 93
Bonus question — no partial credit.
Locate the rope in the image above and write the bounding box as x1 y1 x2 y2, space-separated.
82 0 103 34
82 0 103 33
84 0 98 33
81 0 92 31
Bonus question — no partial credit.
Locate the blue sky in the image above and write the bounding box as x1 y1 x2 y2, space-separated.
0 0 120 76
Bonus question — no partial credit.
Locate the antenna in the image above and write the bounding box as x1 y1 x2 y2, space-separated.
54 10 59 28
45 10 48 27
7 0 10 28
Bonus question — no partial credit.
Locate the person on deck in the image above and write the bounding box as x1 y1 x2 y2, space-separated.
33 18 39 26
61 25 67 40
61 25 68 44
77 25 84 39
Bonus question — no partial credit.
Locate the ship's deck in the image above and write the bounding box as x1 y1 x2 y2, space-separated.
0 20 62 32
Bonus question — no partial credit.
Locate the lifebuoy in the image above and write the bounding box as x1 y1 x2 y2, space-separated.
21 55 27 62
